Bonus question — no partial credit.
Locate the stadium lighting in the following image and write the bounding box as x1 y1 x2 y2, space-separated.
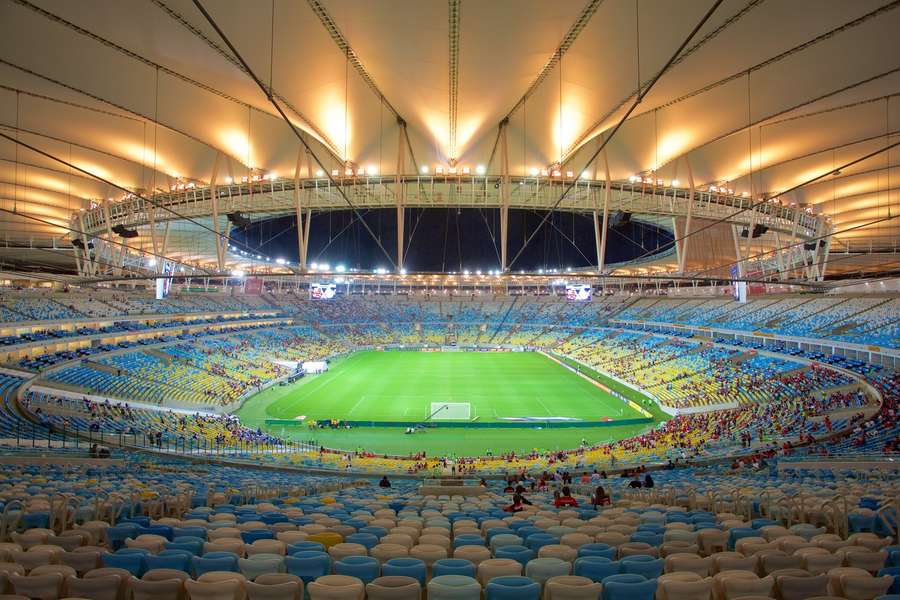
463 270 470 276
375 267 388 274
671 179 680 187
580 171 589 179
231 269 245 278
421 165 429 174
475 165 486 175
335 264 346 273
530 167 539 176
224 177 233 184
476 270 482 275
538 268 544 274
310 262 319 270
366 165 377 175
275 258 286 265
316 169 324 177
435 166 444 174
147 258 157 267
462 166 470 174
319 263 330 271
256 255 262 259
400 268 407 275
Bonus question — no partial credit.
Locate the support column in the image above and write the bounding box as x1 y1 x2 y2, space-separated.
731 224 745 278
672 216 682 269
396 119 407 271
294 147 307 271
788 202 802 280
597 145 611 273
773 232 787 281
819 223 833 280
209 151 225 271
303 208 312 268
679 156 695 274
78 214 95 277
499 119 510 271
102 199 121 277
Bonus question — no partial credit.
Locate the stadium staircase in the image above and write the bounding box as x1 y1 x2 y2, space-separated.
825 297 896 336
486 295 519 343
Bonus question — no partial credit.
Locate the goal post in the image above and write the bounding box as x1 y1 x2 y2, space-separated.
428 402 472 420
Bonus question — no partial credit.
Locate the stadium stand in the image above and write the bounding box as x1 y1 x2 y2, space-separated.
0 289 893 600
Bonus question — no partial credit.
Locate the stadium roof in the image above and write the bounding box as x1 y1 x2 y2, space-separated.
1 0 899 277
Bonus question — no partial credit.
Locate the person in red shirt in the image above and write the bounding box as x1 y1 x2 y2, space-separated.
554 486 578 507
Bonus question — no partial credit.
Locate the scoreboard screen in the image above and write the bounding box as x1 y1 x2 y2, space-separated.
565 284 592 302
310 283 337 300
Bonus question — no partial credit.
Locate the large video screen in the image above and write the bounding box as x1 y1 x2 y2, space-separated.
309 283 337 300
565 283 593 302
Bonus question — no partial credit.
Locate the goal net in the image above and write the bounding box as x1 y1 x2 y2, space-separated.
429 402 472 420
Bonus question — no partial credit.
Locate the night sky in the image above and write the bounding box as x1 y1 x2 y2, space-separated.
230 208 674 272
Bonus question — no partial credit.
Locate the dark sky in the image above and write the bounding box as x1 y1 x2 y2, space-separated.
230 208 673 272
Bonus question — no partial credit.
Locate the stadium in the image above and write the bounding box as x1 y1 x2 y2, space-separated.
0 1 897 599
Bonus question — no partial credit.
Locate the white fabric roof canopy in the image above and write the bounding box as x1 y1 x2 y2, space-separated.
0 0 898 267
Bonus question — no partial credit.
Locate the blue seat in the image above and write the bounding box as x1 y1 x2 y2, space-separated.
432 558 476 578
260 513 288 525
116 548 150 556
22 512 50 530
241 529 274 544
102 552 144 576
891 551 900 568
525 533 557 552
516 527 543 539
172 527 207 540
485 575 541 600
579 544 617 560
383 557 427 586
334 555 380 584
106 524 140 551
636 525 665 534
620 556 664 578
453 534 485 549
360 526 388 539
877 567 900 593
284 551 331 583
602 574 657 600
849 513 877 533
192 555 239 576
165 539 203 555
144 552 191 573
486 528 515 542
202 551 239 560
120 516 151 528
495 545 533 566
751 519 779 529
630 533 663 547
140 525 173 540
727 528 758 550
574 556 619 582
288 541 326 554
345 533 379 550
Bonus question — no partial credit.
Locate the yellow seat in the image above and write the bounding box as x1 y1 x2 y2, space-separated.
306 532 343 548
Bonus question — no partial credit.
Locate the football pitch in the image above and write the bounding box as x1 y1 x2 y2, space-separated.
236 350 666 456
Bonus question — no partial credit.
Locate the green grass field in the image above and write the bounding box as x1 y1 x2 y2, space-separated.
236 350 666 456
